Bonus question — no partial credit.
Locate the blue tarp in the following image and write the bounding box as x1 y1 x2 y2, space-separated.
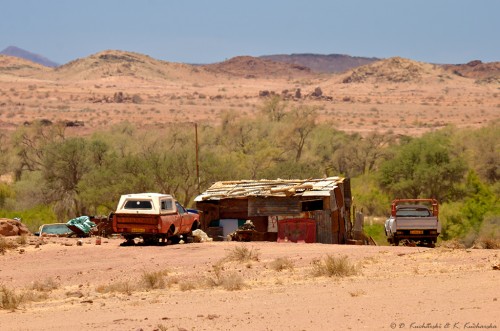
66 216 96 234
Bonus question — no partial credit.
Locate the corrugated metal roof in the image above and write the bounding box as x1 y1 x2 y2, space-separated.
195 177 342 201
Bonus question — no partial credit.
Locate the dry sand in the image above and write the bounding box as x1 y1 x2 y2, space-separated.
1 238 498 331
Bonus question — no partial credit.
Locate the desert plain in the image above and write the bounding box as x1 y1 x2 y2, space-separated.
0 237 499 331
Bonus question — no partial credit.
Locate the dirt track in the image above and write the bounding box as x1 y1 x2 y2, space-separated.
1 238 499 331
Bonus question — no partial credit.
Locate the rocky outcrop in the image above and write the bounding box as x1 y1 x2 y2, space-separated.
0 218 31 236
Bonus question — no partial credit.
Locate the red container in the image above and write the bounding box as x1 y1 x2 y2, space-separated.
277 218 316 243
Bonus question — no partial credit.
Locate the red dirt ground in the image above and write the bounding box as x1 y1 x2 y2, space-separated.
1 237 498 331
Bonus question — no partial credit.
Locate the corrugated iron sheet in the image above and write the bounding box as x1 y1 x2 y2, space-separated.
195 177 343 201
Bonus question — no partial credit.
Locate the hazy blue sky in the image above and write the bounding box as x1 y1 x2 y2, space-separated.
1 0 498 65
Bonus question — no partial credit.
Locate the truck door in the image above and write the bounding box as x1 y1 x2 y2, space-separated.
175 201 188 232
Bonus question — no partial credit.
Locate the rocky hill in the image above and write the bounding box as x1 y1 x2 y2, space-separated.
0 46 59 67
0 54 50 77
260 53 379 73
52 49 211 82
340 57 453 84
202 56 312 78
442 60 500 83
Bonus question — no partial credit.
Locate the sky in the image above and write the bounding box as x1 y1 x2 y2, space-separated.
1 0 499 65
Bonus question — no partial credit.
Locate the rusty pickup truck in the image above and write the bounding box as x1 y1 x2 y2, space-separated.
112 193 200 245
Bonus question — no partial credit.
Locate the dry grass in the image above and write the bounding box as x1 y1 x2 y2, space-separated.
30 278 59 292
16 235 28 245
141 270 169 290
179 280 197 292
225 245 260 262
472 237 500 249
349 289 366 297
205 262 225 287
0 237 17 255
439 239 466 249
269 257 295 272
311 255 360 278
96 281 135 295
0 285 25 311
205 261 246 291
221 272 245 291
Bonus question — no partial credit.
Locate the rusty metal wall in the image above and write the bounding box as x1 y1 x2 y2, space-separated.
248 197 301 216
312 210 332 244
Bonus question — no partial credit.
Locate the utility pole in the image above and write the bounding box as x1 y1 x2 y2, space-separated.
195 122 200 193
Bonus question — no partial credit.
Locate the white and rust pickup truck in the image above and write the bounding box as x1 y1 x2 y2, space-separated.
112 193 200 245
384 198 441 247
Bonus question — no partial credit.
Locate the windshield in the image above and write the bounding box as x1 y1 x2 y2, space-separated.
40 224 72 235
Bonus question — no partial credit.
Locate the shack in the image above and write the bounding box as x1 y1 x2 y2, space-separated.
195 177 354 244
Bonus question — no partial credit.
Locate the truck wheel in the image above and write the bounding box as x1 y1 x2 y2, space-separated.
393 239 399 246
166 226 177 245
143 236 160 246
120 236 135 246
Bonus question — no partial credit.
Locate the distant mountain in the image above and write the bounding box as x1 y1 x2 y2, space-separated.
442 60 500 83
202 55 312 78
260 53 380 73
0 46 59 67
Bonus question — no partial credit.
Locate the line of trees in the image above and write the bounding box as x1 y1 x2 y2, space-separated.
0 98 498 243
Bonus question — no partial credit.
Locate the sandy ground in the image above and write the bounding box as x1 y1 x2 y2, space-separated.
0 237 498 331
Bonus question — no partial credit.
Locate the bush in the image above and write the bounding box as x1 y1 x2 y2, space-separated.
205 261 246 291
30 278 59 292
0 285 25 311
311 255 360 278
0 237 17 255
225 246 260 262
269 257 295 272
179 281 196 292
96 281 135 295
141 270 168 290
221 272 245 291
0 205 56 233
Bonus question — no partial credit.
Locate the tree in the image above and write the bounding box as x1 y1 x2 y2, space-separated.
0 133 10 174
42 138 91 218
260 95 287 122
283 105 317 162
378 132 467 201
441 171 499 241
455 122 499 184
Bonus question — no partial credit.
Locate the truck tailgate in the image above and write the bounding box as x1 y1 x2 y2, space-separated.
396 216 438 229
113 214 159 233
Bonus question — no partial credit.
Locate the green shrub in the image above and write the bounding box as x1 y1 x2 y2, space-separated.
0 205 56 233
